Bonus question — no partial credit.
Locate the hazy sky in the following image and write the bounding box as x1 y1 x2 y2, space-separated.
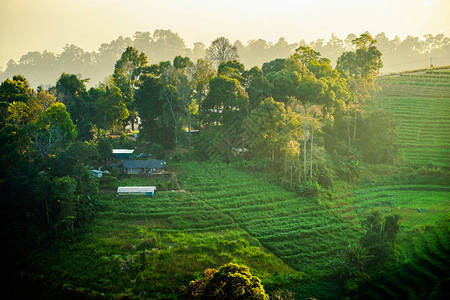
1 0 449 69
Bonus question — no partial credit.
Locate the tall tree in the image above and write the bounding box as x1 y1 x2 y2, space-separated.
207 37 239 66
203 74 248 128
28 103 77 168
90 84 129 133
190 59 216 129
244 66 271 109
56 73 89 123
112 46 148 130
337 33 383 79
150 29 187 63
337 33 382 142
0 75 33 103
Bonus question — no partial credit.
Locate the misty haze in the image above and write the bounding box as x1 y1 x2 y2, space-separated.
1 1 449 299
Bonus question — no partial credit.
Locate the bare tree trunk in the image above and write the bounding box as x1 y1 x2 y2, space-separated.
298 158 301 184
310 129 314 180
45 198 50 225
187 112 192 149
290 164 293 182
70 205 74 239
167 98 179 150
303 128 308 180
346 120 351 146
353 99 357 141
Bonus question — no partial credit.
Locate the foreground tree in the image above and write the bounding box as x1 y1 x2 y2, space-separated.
181 268 217 299
360 211 400 270
188 263 269 300
190 59 216 129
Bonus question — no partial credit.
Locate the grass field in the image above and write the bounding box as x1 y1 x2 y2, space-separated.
359 223 449 299
23 68 450 299
27 161 449 299
327 184 450 248
376 68 450 166
176 162 360 274
30 173 299 299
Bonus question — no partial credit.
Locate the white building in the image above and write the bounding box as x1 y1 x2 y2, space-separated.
116 186 157 196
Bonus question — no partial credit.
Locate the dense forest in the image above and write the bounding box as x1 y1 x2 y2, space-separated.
1 30 449 89
1 31 449 299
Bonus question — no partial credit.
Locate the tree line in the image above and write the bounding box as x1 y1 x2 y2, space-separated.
1 30 449 88
1 33 397 211
0 32 402 297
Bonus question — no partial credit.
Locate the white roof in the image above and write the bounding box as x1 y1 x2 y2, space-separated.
113 149 135 154
91 170 102 174
117 186 156 193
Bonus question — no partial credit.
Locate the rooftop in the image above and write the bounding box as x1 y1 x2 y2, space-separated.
117 186 156 193
113 149 135 154
123 159 165 169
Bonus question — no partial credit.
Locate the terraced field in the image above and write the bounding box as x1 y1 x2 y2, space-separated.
327 183 450 298
327 184 450 228
376 68 450 166
30 161 449 298
359 223 449 299
176 163 449 273
176 162 359 273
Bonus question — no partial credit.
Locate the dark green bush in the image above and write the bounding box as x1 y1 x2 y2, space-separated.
298 180 321 196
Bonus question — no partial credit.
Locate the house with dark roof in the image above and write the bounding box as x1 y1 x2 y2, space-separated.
122 159 165 174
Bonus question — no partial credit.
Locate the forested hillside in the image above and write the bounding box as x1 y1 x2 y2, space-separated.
1 32 449 299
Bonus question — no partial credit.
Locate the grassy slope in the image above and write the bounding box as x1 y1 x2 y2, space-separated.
376 68 450 166
25 68 450 299
27 165 449 299
176 162 360 273
29 174 298 299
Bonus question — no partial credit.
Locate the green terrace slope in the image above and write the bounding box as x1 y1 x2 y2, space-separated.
328 184 450 228
325 183 450 299
29 175 298 299
27 162 449 298
176 162 361 273
376 67 450 166
358 223 450 299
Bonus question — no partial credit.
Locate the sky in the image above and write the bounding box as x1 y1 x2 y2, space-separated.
0 0 449 70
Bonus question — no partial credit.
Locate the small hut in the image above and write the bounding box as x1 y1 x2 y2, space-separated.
112 149 135 159
91 170 103 178
117 186 156 196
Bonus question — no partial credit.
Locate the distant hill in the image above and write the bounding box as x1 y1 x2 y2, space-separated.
1 31 449 88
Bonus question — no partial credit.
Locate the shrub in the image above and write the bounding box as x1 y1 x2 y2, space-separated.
298 181 321 196
99 175 117 189
329 243 370 280
360 212 399 270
